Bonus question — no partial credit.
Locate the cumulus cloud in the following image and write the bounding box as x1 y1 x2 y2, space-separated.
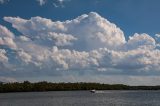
17 50 32 64
0 25 17 49
47 32 77 46
1 12 160 84
125 33 156 50
4 12 125 51
0 25 14 38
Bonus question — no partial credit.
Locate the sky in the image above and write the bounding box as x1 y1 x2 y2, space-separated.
0 0 160 85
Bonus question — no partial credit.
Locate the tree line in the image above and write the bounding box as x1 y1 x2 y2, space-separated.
0 81 160 93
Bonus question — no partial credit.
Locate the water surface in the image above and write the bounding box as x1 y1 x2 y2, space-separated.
0 90 160 106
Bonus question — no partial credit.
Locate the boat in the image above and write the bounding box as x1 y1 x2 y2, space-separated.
90 89 96 93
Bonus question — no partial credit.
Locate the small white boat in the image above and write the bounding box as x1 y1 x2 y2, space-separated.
90 89 96 93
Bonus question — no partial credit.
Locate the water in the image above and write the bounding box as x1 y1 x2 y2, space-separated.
0 90 160 106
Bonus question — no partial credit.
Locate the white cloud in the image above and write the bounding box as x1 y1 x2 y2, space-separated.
0 25 14 38
0 0 9 4
1 12 160 85
18 36 30 42
36 0 47 5
155 34 160 38
0 25 17 49
17 50 32 64
155 34 160 47
0 49 8 63
46 32 77 46
125 33 156 50
4 12 125 51
36 0 69 7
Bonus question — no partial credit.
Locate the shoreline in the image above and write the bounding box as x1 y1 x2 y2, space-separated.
1 81 160 93
1 90 160 94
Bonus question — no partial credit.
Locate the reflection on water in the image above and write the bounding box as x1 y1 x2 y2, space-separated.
0 90 160 106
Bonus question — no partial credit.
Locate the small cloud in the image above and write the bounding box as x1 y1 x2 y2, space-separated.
36 0 47 6
37 0 70 7
155 34 160 38
0 0 9 4
0 0 70 7
53 3 59 8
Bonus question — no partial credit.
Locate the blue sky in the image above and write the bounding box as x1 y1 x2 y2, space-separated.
0 0 160 37
0 0 160 85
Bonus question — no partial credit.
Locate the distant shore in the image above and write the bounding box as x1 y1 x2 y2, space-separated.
0 81 160 93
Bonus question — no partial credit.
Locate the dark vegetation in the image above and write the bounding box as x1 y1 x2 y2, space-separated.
0 81 160 93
